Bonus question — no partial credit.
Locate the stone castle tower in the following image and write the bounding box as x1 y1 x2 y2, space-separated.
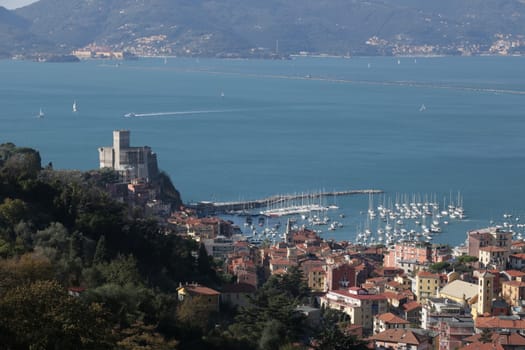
99 130 159 182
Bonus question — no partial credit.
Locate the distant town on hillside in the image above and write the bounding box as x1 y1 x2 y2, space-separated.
1 0 525 59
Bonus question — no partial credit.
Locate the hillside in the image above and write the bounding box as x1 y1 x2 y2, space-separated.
0 6 43 58
3 0 525 57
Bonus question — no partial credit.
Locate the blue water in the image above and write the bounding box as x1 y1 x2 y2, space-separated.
1 56 525 246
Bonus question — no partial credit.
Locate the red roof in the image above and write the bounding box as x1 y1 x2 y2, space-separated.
501 280 525 288
458 342 505 350
417 271 440 278
403 301 422 312
376 312 410 324
370 329 429 345
383 291 407 301
475 317 525 330
178 284 220 296
503 269 525 277
464 332 525 346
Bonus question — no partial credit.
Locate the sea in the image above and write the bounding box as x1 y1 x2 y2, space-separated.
1 55 525 247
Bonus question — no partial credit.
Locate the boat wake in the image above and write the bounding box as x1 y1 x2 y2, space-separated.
124 109 237 118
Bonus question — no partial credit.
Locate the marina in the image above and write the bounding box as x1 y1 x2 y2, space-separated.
2 56 525 247
189 189 383 216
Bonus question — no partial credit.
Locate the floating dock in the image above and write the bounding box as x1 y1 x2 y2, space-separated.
188 189 383 216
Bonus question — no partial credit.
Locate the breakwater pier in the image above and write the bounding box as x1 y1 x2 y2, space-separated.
188 189 383 216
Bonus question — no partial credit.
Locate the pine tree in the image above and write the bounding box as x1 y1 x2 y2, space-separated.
93 235 107 265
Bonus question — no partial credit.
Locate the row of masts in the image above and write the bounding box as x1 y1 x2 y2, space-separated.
357 192 467 246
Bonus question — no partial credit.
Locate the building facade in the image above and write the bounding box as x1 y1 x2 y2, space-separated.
320 287 387 332
99 130 159 182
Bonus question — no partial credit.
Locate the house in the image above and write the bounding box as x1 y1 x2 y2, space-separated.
435 317 474 350
402 301 422 326
373 312 410 334
467 227 512 258
458 341 505 350
501 270 525 282
475 316 525 335
421 298 470 331
501 280 525 307
369 328 433 350
299 258 327 292
325 262 357 291
415 271 447 301
509 254 525 270
463 331 525 350
202 236 236 259
479 246 509 270
67 286 86 297
176 283 220 312
320 287 388 332
220 283 256 309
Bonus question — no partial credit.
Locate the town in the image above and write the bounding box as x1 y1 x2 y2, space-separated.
99 129 525 350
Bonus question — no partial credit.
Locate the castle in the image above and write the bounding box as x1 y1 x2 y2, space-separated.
98 130 159 182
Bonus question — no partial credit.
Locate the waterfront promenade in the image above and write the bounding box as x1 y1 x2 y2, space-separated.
189 189 383 216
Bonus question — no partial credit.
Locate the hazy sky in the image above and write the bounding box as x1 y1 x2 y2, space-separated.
0 0 38 9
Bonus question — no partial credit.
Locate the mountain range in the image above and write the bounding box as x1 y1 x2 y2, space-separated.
2 0 525 58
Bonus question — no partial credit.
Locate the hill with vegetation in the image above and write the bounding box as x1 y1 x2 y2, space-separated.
3 0 525 58
0 142 369 349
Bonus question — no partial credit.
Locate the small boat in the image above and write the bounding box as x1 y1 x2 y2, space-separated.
38 107 44 118
124 112 136 118
72 100 78 112
419 104 426 112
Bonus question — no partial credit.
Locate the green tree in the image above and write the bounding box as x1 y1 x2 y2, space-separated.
228 267 309 347
99 254 143 287
93 234 108 265
85 282 154 328
429 261 451 273
457 255 478 264
0 252 54 293
479 328 493 343
258 320 286 350
117 321 179 350
0 280 114 349
0 198 28 228
197 243 211 275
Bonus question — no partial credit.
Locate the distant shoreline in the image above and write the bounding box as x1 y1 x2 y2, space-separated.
5 52 525 62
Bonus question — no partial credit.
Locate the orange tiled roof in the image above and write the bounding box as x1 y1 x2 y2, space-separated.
417 271 440 278
179 284 220 296
458 342 504 350
383 291 407 301
402 301 422 312
475 317 525 330
464 332 525 346
503 269 525 277
370 329 428 345
376 312 410 324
